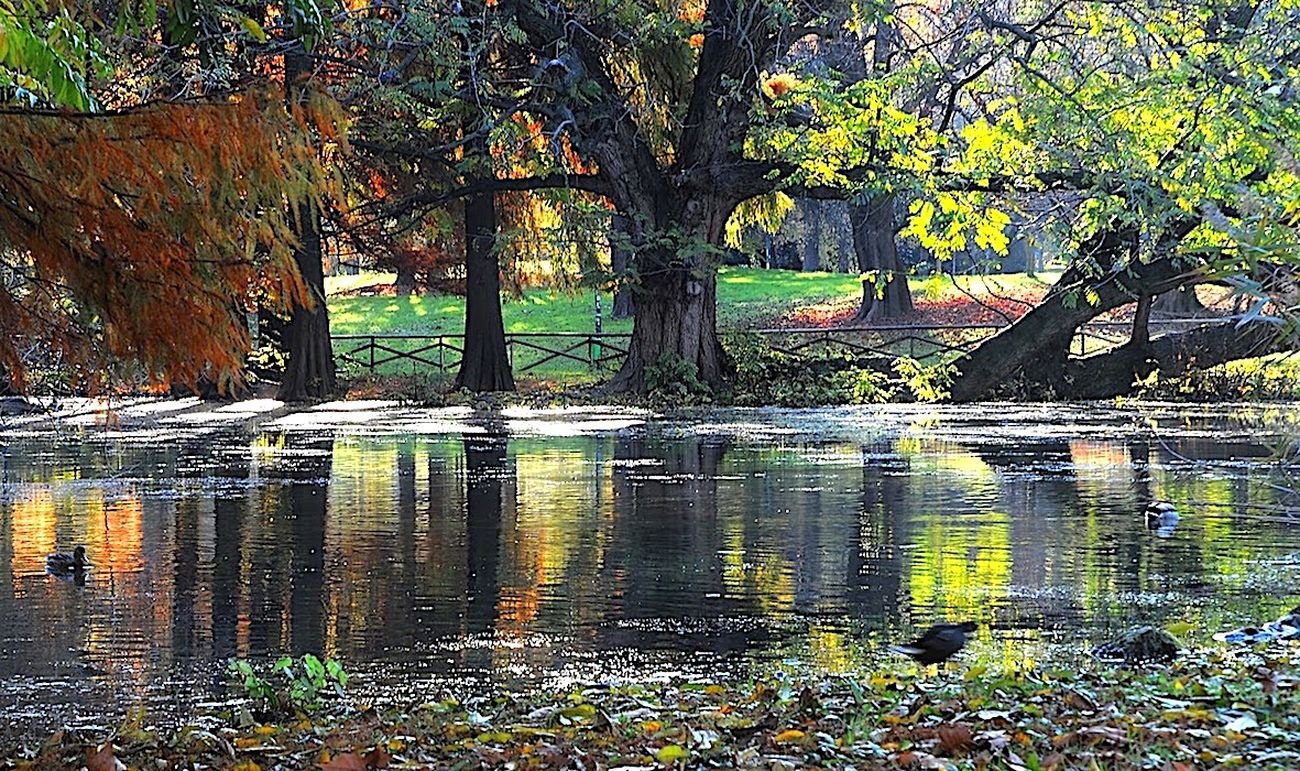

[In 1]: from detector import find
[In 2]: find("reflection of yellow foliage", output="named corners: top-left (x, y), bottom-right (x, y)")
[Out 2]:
top-left (908, 511), bottom-right (1011, 622)
top-left (718, 522), bottom-right (794, 614)
top-left (808, 625), bottom-right (852, 673)
top-left (10, 488), bottom-right (57, 578)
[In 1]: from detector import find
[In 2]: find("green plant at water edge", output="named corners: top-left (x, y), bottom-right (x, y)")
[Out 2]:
top-left (894, 357), bottom-right (957, 402)
top-left (229, 654), bottom-right (349, 715)
top-left (724, 333), bottom-right (894, 406)
top-left (645, 353), bottom-right (713, 405)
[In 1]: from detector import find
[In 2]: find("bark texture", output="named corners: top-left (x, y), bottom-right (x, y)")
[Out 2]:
top-left (1060, 318), bottom-right (1290, 399)
top-left (277, 48), bottom-right (336, 402)
top-left (455, 191), bottom-right (515, 391)
top-left (850, 194), bottom-right (913, 322)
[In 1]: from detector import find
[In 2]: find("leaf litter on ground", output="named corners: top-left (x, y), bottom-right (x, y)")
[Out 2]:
top-left (7, 643), bottom-right (1300, 769)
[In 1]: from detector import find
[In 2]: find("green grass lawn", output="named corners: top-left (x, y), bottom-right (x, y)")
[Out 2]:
top-left (327, 268), bottom-right (1058, 336)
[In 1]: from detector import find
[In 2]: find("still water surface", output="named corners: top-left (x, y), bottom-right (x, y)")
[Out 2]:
top-left (2, 402), bottom-right (1299, 737)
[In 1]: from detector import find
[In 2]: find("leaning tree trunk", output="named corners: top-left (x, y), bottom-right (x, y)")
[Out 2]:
top-left (1061, 318), bottom-right (1291, 399)
top-left (609, 213), bottom-right (635, 319)
top-left (277, 47), bottom-right (336, 402)
top-left (850, 194), bottom-right (913, 322)
top-left (455, 190), bottom-right (515, 391)
top-left (949, 223), bottom-right (1196, 402)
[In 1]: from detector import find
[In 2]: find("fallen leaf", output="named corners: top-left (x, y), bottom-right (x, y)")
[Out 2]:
top-left (937, 724), bottom-right (973, 754)
top-left (86, 745), bottom-right (124, 771)
top-left (655, 743), bottom-right (688, 764)
top-left (774, 728), bottom-right (806, 744)
top-left (321, 752), bottom-right (366, 771)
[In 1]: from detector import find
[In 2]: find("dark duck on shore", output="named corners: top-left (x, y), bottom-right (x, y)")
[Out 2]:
top-left (890, 621), bottom-right (978, 666)
top-left (46, 546), bottom-right (89, 575)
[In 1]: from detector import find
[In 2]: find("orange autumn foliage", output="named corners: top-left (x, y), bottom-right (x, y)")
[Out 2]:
top-left (0, 89), bottom-right (343, 392)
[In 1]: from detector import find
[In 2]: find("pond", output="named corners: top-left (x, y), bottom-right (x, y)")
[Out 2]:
top-left (2, 400), bottom-right (1299, 740)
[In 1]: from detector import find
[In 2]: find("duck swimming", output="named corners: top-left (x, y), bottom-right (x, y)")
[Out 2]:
top-left (890, 621), bottom-right (978, 666)
top-left (46, 546), bottom-right (89, 575)
top-left (1145, 501), bottom-right (1179, 523)
top-left (1145, 502), bottom-right (1179, 536)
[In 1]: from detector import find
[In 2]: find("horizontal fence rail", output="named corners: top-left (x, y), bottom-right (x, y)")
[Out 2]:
top-left (332, 318), bottom-right (1227, 375)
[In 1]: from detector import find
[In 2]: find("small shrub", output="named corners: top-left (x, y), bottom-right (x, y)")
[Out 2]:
top-left (229, 654), bottom-right (349, 716)
top-left (893, 357), bottom-right (957, 402)
top-left (645, 353), bottom-right (713, 406)
top-left (724, 334), bottom-right (894, 406)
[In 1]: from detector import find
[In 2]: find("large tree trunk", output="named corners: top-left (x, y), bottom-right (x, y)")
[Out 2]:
top-left (850, 194), bottom-right (913, 322)
top-left (277, 48), bottom-right (336, 402)
top-left (1060, 318), bottom-right (1291, 399)
top-left (455, 191), bottom-right (515, 391)
top-left (949, 223), bottom-right (1196, 402)
top-left (610, 213), bottom-right (635, 319)
top-left (604, 188), bottom-right (733, 393)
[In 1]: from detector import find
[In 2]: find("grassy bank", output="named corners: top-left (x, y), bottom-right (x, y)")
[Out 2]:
top-left (19, 644), bottom-right (1300, 769)
top-left (325, 269), bottom-right (1057, 337)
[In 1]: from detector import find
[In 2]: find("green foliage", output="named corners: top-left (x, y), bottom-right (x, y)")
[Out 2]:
top-left (0, 0), bottom-right (105, 109)
top-left (1134, 356), bottom-right (1300, 402)
top-left (645, 353), bottom-right (712, 405)
top-left (893, 357), bottom-right (957, 402)
top-left (228, 655), bottom-right (349, 716)
top-left (724, 334), bottom-right (894, 407)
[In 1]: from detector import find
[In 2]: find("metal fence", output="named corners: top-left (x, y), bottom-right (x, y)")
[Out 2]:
top-left (333, 318), bottom-right (1220, 375)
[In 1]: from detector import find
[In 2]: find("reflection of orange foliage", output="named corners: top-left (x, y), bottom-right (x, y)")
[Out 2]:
top-left (1070, 441), bottom-right (1130, 470)
top-left (84, 496), bottom-right (145, 574)
top-left (497, 585), bottom-right (541, 633)
top-left (10, 489), bottom-right (56, 579)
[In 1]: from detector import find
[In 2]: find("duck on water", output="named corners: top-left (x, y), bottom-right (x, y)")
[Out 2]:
top-left (46, 545), bottom-right (90, 576)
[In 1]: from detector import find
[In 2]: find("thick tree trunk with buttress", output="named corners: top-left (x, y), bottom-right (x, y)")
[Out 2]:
top-left (850, 194), bottom-right (913, 322)
top-left (455, 191), bottom-right (515, 391)
top-left (277, 47), bottom-right (336, 402)
top-left (606, 190), bottom-right (732, 393)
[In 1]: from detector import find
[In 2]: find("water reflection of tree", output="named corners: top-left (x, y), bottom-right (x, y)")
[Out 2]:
top-left (465, 436), bottom-right (508, 634)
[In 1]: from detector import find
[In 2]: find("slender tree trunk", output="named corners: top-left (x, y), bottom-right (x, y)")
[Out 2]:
top-left (277, 47), bottom-right (336, 402)
top-left (850, 194), bottom-right (913, 322)
top-left (800, 199), bottom-right (822, 272)
top-left (610, 213), bottom-right (635, 319)
top-left (1152, 285), bottom-right (1207, 315)
top-left (455, 191), bottom-right (515, 391)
